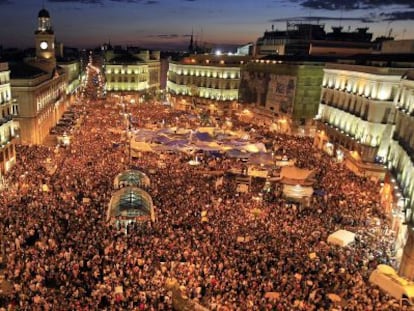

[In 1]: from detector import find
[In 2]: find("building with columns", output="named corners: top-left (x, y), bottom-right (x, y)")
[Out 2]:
top-left (0, 62), bottom-right (17, 177)
top-left (315, 63), bottom-right (408, 169)
top-left (313, 57), bottom-right (414, 279)
top-left (387, 71), bottom-right (414, 279)
top-left (11, 8), bottom-right (69, 145)
top-left (167, 54), bottom-right (250, 115)
top-left (104, 48), bottom-right (160, 97)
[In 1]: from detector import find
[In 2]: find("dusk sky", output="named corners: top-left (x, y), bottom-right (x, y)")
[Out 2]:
top-left (1, 0), bottom-right (414, 50)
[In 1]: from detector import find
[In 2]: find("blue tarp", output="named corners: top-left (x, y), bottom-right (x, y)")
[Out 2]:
top-left (194, 132), bottom-right (213, 142)
top-left (153, 135), bottom-right (171, 144)
top-left (226, 149), bottom-right (250, 159)
top-left (165, 139), bottom-right (188, 146)
top-left (207, 151), bottom-right (224, 158)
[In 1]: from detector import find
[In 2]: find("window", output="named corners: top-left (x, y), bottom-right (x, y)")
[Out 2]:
top-left (382, 108), bottom-right (391, 124)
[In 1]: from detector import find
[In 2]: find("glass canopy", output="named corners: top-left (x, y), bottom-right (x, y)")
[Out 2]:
top-left (113, 169), bottom-right (150, 189)
top-left (107, 186), bottom-right (154, 220)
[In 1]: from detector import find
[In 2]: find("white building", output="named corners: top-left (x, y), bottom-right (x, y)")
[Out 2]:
top-left (0, 62), bottom-right (17, 176)
top-left (167, 54), bottom-right (250, 115)
top-left (315, 63), bottom-right (406, 165)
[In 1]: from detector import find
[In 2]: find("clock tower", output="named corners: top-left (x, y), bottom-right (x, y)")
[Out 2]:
top-left (34, 8), bottom-right (56, 72)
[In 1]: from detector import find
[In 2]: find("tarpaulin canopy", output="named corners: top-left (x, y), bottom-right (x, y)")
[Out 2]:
top-left (131, 141), bottom-right (154, 152)
top-left (153, 134), bottom-right (172, 144)
top-left (194, 132), bottom-right (213, 142)
top-left (240, 143), bottom-right (267, 153)
top-left (280, 166), bottom-right (315, 184)
top-left (248, 152), bottom-right (274, 166)
top-left (226, 149), bottom-right (250, 158)
top-left (283, 184), bottom-right (313, 199)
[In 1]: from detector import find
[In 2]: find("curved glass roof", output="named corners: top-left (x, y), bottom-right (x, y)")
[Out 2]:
top-left (114, 170), bottom-right (150, 189)
top-left (108, 187), bottom-right (153, 218)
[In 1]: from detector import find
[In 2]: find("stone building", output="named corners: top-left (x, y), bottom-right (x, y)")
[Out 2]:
top-left (10, 8), bottom-right (70, 145)
top-left (167, 54), bottom-right (250, 115)
top-left (0, 62), bottom-right (17, 177)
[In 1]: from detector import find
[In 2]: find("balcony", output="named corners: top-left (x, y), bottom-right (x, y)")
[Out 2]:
top-left (0, 116), bottom-right (13, 126)
top-left (393, 134), bottom-right (414, 163)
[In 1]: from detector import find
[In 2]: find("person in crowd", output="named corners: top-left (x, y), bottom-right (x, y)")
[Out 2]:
top-left (0, 99), bottom-right (402, 310)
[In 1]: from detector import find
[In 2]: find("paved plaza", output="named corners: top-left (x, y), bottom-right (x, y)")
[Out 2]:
top-left (0, 98), bottom-right (406, 310)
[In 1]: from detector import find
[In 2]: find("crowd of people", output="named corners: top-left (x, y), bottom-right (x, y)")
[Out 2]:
top-left (0, 96), bottom-right (405, 310)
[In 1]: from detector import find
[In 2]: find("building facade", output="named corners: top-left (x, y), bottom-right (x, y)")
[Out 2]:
top-left (11, 8), bottom-right (69, 145)
top-left (387, 71), bottom-right (414, 279)
top-left (167, 54), bottom-right (250, 115)
top-left (255, 23), bottom-right (374, 57)
top-left (105, 49), bottom-right (160, 96)
top-left (0, 62), bottom-right (17, 177)
top-left (381, 40), bottom-right (414, 54)
top-left (315, 63), bottom-right (406, 165)
top-left (58, 59), bottom-right (82, 95)
top-left (239, 58), bottom-right (324, 132)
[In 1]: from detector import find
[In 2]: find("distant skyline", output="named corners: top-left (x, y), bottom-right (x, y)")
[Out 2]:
top-left (0, 0), bottom-right (414, 50)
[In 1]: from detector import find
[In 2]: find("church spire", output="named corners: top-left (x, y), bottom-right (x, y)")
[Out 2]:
top-left (188, 28), bottom-right (194, 53)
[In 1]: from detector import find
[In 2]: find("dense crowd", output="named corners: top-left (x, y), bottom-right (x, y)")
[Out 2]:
top-left (0, 97), bottom-right (405, 310)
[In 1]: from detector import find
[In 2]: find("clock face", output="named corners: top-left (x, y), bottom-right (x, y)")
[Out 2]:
top-left (40, 41), bottom-right (48, 50)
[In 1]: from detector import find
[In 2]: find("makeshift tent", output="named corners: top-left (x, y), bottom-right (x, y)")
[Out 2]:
top-left (283, 184), bottom-right (313, 199)
top-left (193, 141), bottom-right (222, 151)
top-left (165, 139), bottom-right (189, 146)
top-left (280, 166), bottom-right (314, 181)
top-left (197, 127), bottom-right (216, 135)
top-left (130, 141), bottom-right (154, 152)
top-left (153, 134), bottom-right (172, 144)
top-left (176, 128), bottom-right (190, 135)
top-left (240, 143), bottom-right (267, 153)
top-left (194, 132), bottom-right (213, 142)
top-left (280, 166), bottom-right (315, 185)
top-left (248, 152), bottom-right (274, 166)
top-left (226, 149), bottom-right (250, 159)
top-left (275, 159), bottom-right (295, 167)
top-left (248, 167), bottom-right (268, 178)
top-left (327, 229), bottom-right (356, 247)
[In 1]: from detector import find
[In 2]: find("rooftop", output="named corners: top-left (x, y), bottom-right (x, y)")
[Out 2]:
top-left (9, 62), bottom-right (47, 79)
top-left (108, 54), bottom-right (144, 65)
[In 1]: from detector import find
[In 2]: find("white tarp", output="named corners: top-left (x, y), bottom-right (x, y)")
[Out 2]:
top-left (283, 184), bottom-right (313, 199)
top-left (240, 143), bottom-right (267, 153)
top-left (327, 229), bottom-right (356, 247)
top-left (275, 159), bottom-right (295, 167)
